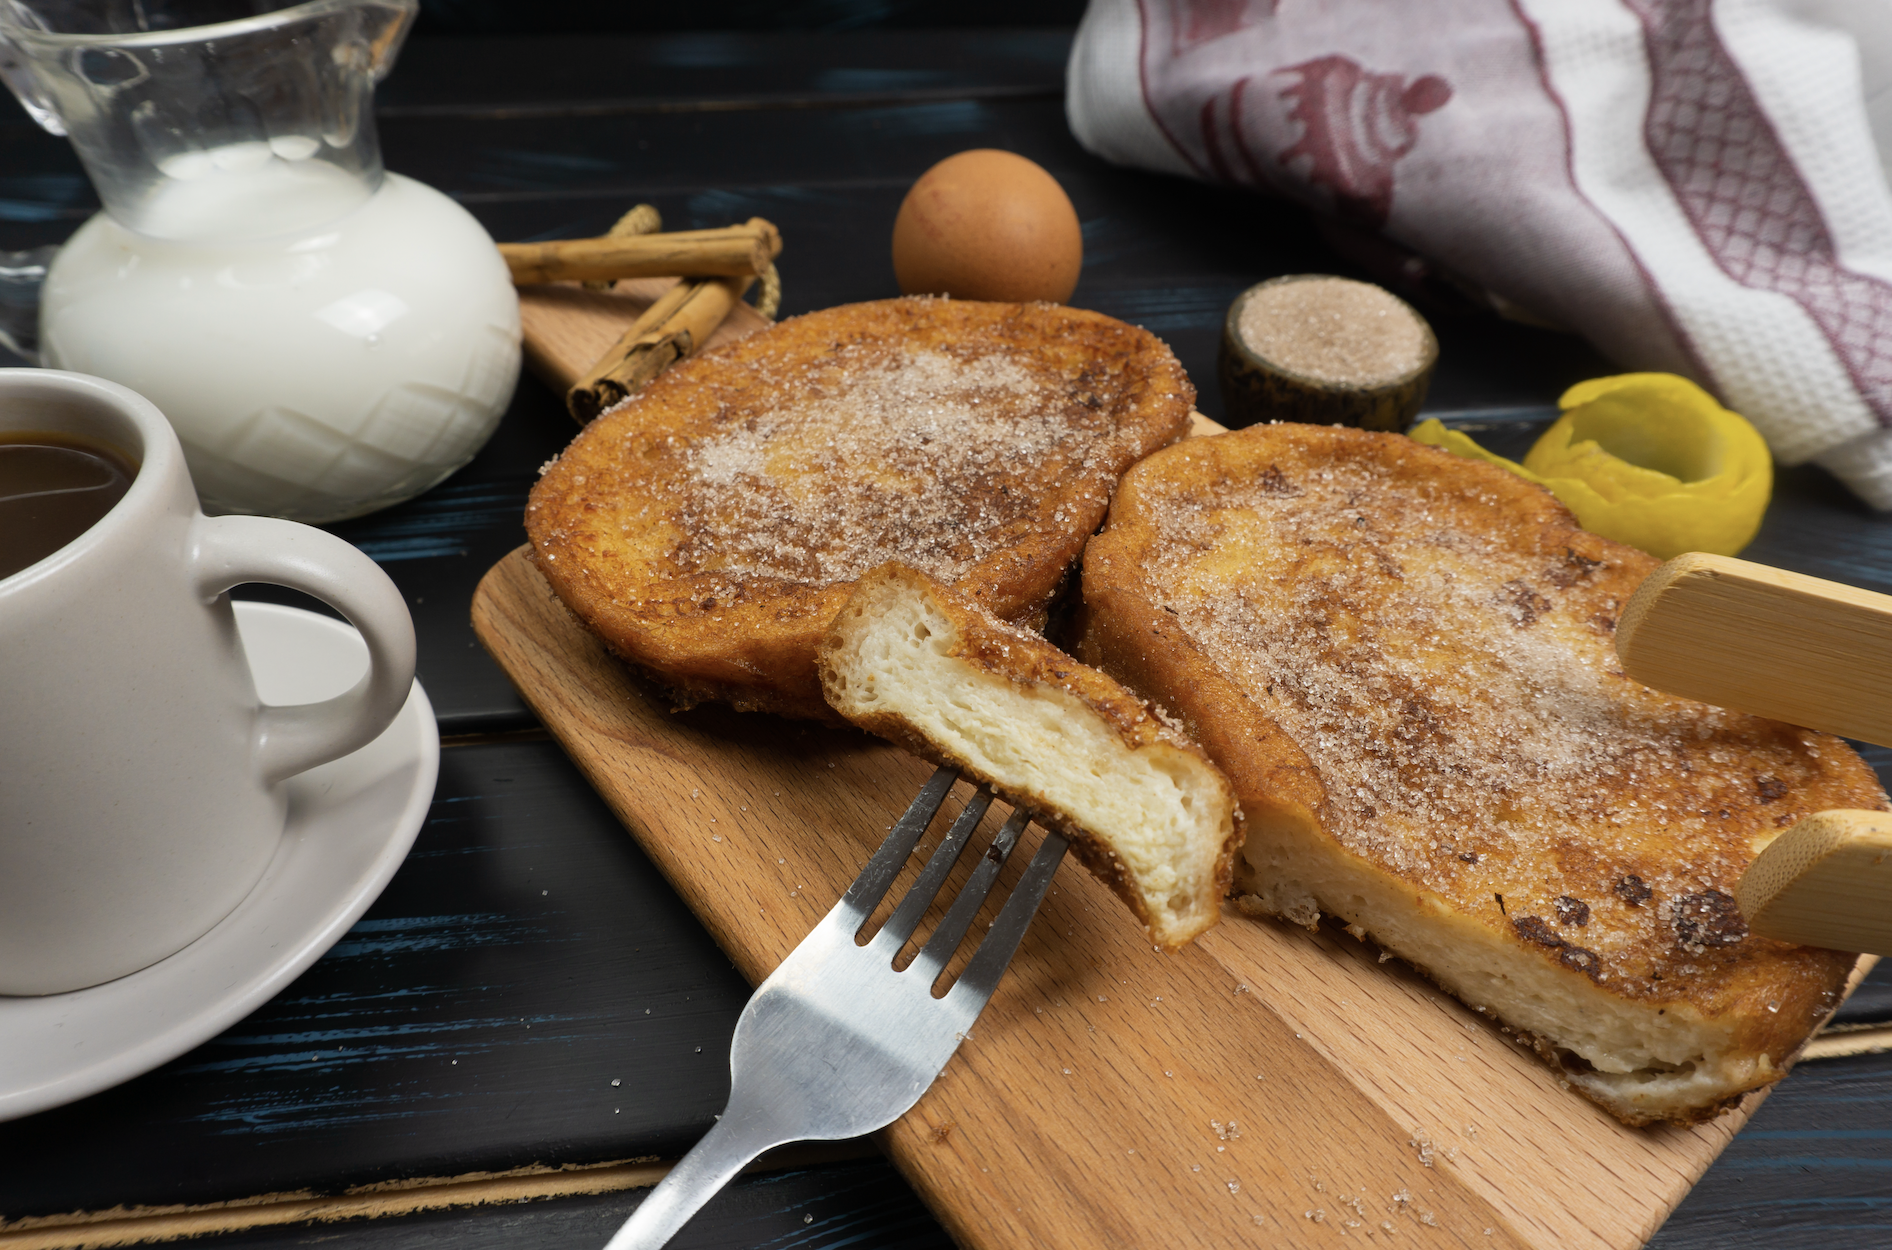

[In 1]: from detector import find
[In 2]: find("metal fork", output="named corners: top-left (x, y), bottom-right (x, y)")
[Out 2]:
top-left (603, 766), bottom-right (1067, 1249)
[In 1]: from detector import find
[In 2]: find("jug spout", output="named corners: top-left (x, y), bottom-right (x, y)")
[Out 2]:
top-left (0, 0), bottom-right (416, 242)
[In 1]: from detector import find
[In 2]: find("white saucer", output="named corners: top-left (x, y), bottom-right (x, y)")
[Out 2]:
top-left (0, 601), bottom-right (440, 1122)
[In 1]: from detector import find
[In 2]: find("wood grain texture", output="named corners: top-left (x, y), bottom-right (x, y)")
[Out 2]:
top-left (100, 1156), bottom-right (954, 1250)
top-left (1618, 552), bottom-right (1892, 747)
top-left (0, 1144), bottom-right (882, 1250)
top-left (472, 545), bottom-right (1775, 1250)
top-left (517, 277), bottom-right (772, 399)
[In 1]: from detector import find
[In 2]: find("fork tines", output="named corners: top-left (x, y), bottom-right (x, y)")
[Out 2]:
top-left (845, 767), bottom-right (1067, 1008)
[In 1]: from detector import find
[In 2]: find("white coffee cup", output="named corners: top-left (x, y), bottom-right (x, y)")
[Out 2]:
top-left (0, 369), bottom-right (417, 995)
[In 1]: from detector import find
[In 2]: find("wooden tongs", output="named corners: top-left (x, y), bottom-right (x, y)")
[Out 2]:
top-left (1618, 554), bottom-right (1892, 954)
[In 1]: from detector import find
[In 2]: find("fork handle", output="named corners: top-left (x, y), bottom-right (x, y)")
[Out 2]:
top-left (603, 1103), bottom-right (790, 1250)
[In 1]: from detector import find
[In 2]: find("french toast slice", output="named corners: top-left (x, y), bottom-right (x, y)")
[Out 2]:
top-left (817, 564), bottom-right (1241, 947)
top-left (1074, 422), bottom-right (1887, 1125)
top-left (526, 297), bottom-right (1193, 721)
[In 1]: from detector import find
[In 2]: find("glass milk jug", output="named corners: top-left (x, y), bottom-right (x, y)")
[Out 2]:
top-left (0, 0), bottom-right (520, 522)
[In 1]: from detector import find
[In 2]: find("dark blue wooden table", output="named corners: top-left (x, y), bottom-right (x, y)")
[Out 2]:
top-left (3, 23), bottom-right (1890, 1249)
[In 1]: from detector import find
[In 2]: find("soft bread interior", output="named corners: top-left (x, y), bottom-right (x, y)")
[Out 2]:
top-left (1072, 423), bottom-right (1876, 1125)
top-left (824, 577), bottom-right (1233, 945)
top-left (1236, 819), bottom-right (1762, 1125)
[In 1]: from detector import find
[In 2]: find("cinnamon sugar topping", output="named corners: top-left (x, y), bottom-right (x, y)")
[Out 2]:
top-left (649, 344), bottom-right (1135, 589)
top-left (1135, 442), bottom-right (1861, 992)
top-left (1237, 279), bottom-right (1430, 387)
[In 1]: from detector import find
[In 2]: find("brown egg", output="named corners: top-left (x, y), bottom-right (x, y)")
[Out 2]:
top-left (891, 149), bottom-right (1083, 303)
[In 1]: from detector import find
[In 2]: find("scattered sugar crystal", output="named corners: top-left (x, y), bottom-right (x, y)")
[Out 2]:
top-left (646, 343), bottom-right (1151, 595)
top-left (1133, 444), bottom-right (1835, 1002)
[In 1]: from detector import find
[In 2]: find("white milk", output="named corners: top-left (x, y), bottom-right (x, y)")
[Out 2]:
top-left (40, 170), bottom-right (521, 522)
top-left (137, 146), bottom-right (377, 242)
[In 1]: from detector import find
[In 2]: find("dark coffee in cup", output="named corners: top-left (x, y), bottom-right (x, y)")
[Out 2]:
top-left (2, 369), bottom-right (417, 995)
top-left (0, 432), bottom-right (137, 581)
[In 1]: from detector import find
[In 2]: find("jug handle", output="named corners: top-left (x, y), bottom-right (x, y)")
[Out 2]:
top-left (0, 245), bottom-right (52, 364)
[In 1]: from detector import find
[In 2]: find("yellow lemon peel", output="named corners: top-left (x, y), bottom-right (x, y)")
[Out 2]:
top-left (1409, 373), bottom-right (1771, 559)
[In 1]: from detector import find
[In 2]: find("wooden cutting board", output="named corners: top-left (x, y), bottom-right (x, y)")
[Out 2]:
top-left (473, 544), bottom-right (1777, 1250)
top-left (515, 276), bottom-right (773, 403)
top-left (488, 290), bottom-right (1798, 1248)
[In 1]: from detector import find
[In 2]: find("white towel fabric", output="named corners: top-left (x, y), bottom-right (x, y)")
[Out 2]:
top-left (1068, 0), bottom-right (1892, 508)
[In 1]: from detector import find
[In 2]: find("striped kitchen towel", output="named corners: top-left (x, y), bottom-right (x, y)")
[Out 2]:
top-left (1068, 0), bottom-right (1892, 507)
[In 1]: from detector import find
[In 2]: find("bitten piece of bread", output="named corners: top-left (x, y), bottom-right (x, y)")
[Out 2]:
top-left (817, 564), bottom-right (1242, 947)
top-left (526, 297), bottom-right (1193, 721)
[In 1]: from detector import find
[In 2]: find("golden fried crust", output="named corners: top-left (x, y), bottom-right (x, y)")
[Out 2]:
top-left (1076, 423), bottom-right (1885, 1124)
top-left (817, 564), bottom-right (1241, 946)
top-left (526, 298), bottom-right (1195, 720)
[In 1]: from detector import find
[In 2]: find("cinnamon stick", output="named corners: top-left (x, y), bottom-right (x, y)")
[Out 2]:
top-left (582, 204), bottom-right (662, 291)
top-left (501, 220), bottom-right (782, 285)
top-left (567, 274), bottom-right (755, 423)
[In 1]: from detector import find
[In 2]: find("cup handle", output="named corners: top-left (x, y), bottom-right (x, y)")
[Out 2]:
top-left (189, 514), bottom-right (417, 785)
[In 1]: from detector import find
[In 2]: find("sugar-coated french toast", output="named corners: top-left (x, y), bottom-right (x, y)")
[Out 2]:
top-left (1073, 422), bottom-right (1887, 1125)
top-left (817, 564), bottom-right (1241, 947)
top-left (526, 298), bottom-right (1193, 721)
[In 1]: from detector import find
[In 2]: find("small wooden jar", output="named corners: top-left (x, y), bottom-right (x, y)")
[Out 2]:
top-left (1218, 274), bottom-right (1437, 432)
